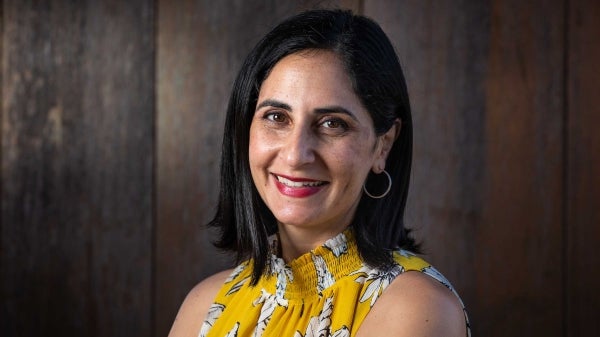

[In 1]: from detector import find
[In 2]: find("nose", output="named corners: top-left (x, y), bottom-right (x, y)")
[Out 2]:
top-left (280, 125), bottom-right (316, 167)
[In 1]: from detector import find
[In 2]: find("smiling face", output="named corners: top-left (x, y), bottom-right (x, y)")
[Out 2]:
top-left (249, 50), bottom-right (396, 237)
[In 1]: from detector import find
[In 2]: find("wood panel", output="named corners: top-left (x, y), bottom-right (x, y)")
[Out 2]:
top-left (481, 1), bottom-right (565, 334)
top-left (365, 0), bottom-right (565, 335)
top-left (364, 0), bottom-right (488, 290)
top-left (2, 1), bottom-right (599, 336)
top-left (1, 1), bottom-right (154, 336)
top-left (155, 1), bottom-right (359, 335)
top-left (567, 0), bottom-right (600, 335)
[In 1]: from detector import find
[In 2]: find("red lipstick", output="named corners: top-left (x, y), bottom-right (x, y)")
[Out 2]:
top-left (272, 174), bottom-right (327, 198)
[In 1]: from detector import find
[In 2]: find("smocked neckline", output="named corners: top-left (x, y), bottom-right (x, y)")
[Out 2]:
top-left (265, 228), bottom-right (363, 301)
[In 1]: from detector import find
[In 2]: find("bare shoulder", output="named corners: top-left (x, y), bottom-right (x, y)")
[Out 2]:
top-left (357, 270), bottom-right (466, 337)
top-left (167, 269), bottom-right (232, 337)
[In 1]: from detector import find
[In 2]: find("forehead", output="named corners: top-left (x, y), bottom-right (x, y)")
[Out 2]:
top-left (265, 50), bottom-right (348, 81)
top-left (258, 50), bottom-right (359, 107)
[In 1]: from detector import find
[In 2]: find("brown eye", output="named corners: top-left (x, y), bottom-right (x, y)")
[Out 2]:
top-left (321, 118), bottom-right (348, 130)
top-left (265, 112), bottom-right (288, 123)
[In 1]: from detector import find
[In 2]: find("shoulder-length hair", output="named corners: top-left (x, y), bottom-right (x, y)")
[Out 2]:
top-left (210, 9), bottom-right (417, 283)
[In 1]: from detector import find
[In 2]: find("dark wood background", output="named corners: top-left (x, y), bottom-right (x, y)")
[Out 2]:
top-left (1, 1), bottom-right (598, 336)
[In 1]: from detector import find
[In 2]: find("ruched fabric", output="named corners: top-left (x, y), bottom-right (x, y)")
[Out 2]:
top-left (199, 229), bottom-right (471, 337)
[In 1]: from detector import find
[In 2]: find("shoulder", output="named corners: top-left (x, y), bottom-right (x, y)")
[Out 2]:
top-left (357, 270), bottom-right (467, 337)
top-left (168, 269), bottom-right (233, 337)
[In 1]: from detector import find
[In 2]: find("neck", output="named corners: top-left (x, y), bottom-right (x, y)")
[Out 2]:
top-left (276, 224), bottom-right (349, 263)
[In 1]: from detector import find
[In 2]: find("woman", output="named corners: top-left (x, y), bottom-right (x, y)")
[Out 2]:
top-left (170, 9), bottom-right (470, 337)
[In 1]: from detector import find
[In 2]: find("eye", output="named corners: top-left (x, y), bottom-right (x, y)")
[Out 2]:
top-left (264, 111), bottom-right (288, 123)
top-left (321, 118), bottom-right (348, 130)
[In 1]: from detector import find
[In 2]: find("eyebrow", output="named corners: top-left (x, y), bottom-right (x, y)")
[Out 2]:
top-left (314, 106), bottom-right (358, 121)
top-left (256, 99), bottom-right (291, 111)
top-left (256, 99), bottom-right (358, 121)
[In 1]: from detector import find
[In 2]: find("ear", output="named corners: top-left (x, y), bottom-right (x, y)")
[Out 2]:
top-left (372, 118), bottom-right (401, 174)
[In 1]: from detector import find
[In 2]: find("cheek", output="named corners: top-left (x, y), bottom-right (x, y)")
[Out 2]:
top-left (331, 142), bottom-right (374, 180)
top-left (352, 137), bottom-right (379, 176)
top-left (248, 128), bottom-right (258, 164)
top-left (248, 125), bottom-right (276, 169)
top-left (248, 125), bottom-right (262, 175)
top-left (249, 123), bottom-right (264, 156)
top-left (248, 139), bottom-right (267, 190)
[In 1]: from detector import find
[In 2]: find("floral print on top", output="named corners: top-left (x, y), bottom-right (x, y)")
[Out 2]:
top-left (199, 229), bottom-right (471, 337)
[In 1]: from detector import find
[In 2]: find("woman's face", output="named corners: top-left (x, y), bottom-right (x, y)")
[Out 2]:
top-left (249, 50), bottom-right (396, 234)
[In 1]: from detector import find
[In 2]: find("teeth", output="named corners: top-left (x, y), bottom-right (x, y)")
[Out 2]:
top-left (276, 175), bottom-right (324, 187)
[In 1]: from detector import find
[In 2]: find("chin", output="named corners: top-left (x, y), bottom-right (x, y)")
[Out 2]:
top-left (274, 215), bottom-right (314, 228)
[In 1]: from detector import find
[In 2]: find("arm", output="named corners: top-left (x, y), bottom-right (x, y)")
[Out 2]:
top-left (356, 271), bottom-right (467, 337)
top-left (168, 269), bottom-right (232, 337)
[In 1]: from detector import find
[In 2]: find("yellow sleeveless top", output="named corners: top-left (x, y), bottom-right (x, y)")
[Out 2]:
top-left (199, 230), bottom-right (471, 337)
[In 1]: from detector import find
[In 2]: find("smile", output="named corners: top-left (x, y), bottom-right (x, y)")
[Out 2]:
top-left (275, 175), bottom-right (327, 187)
top-left (272, 174), bottom-right (328, 198)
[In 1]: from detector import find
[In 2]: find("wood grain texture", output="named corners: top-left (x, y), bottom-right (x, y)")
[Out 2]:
top-left (567, 0), bottom-right (600, 335)
top-left (364, 0), bottom-right (488, 288)
top-left (2, 1), bottom-right (599, 336)
top-left (1, 1), bottom-right (154, 336)
top-left (365, 0), bottom-right (565, 335)
top-left (155, 1), bottom-right (359, 335)
top-left (481, 1), bottom-right (565, 335)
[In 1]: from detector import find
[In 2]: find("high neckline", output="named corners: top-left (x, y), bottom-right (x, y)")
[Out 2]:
top-left (266, 228), bottom-right (363, 301)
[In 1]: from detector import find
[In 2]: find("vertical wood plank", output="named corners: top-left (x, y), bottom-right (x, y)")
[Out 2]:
top-left (567, 0), bottom-right (600, 335)
top-left (1, 1), bottom-right (154, 336)
top-left (156, 1), bottom-right (359, 335)
top-left (481, 2), bottom-right (565, 335)
top-left (364, 0), bottom-right (488, 287)
top-left (365, 0), bottom-right (564, 335)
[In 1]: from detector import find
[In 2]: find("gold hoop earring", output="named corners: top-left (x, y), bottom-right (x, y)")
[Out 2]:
top-left (363, 170), bottom-right (392, 199)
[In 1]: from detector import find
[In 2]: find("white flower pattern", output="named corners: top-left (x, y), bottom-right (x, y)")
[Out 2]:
top-left (294, 296), bottom-right (349, 337)
top-left (226, 276), bottom-right (251, 296)
top-left (323, 233), bottom-right (348, 257)
top-left (421, 265), bottom-right (452, 289)
top-left (252, 289), bottom-right (288, 337)
top-left (198, 303), bottom-right (225, 337)
top-left (270, 252), bottom-right (294, 299)
top-left (351, 264), bottom-right (403, 307)
top-left (198, 230), bottom-right (470, 337)
top-left (226, 262), bottom-right (248, 283)
top-left (312, 254), bottom-right (335, 294)
top-left (225, 322), bottom-right (239, 337)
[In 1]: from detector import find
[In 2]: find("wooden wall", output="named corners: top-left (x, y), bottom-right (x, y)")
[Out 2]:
top-left (1, 1), bottom-right (155, 336)
top-left (1, 1), bottom-right (598, 336)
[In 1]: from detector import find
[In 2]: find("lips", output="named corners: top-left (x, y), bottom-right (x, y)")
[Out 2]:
top-left (272, 174), bottom-right (328, 197)
top-left (275, 175), bottom-right (326, 187)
